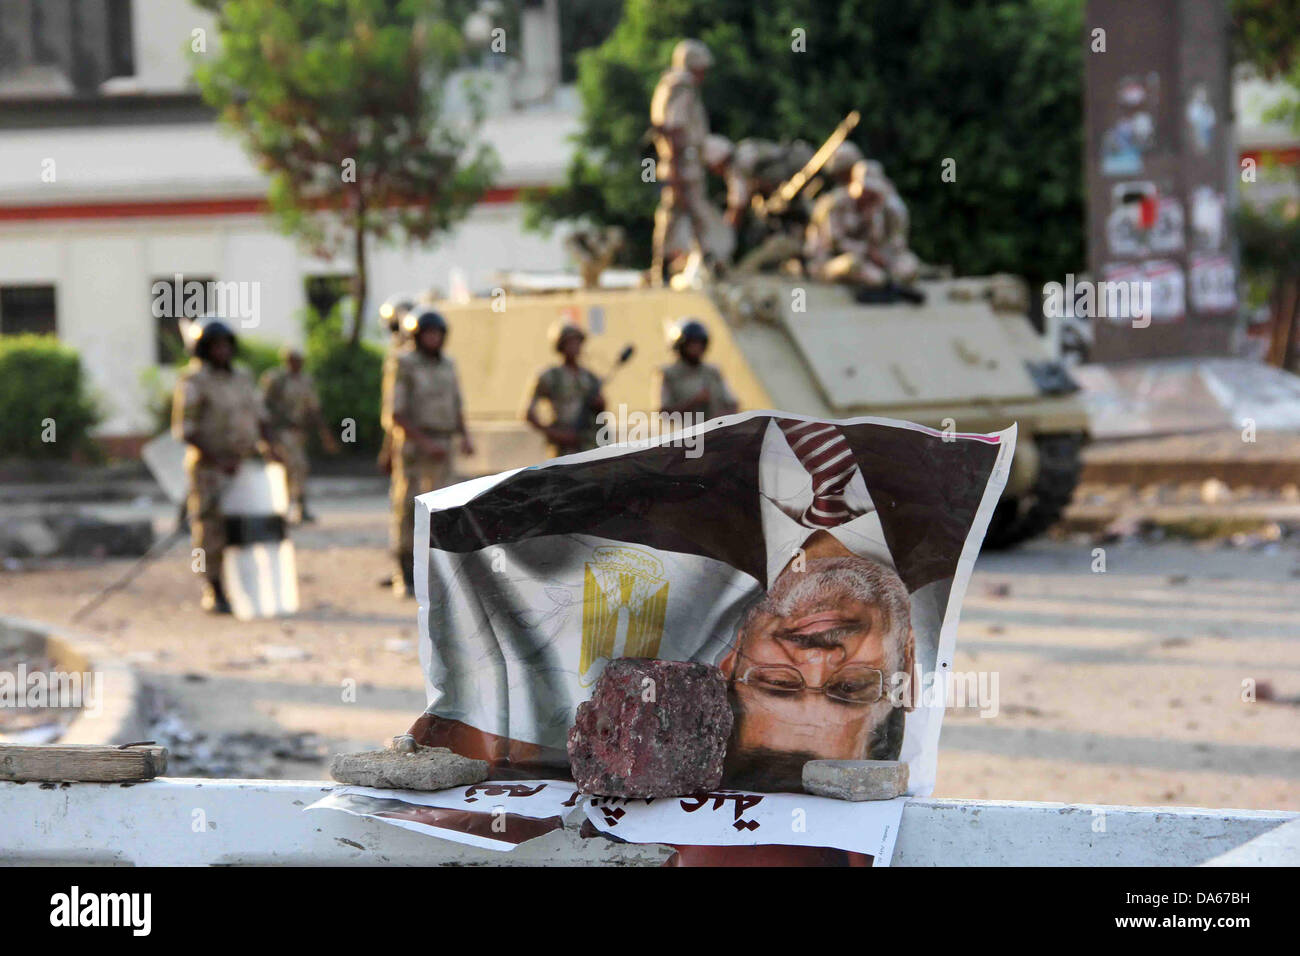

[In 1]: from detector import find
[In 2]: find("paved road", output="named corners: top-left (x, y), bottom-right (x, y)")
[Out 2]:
top-left (2, 495), bottom-right (1296, 810)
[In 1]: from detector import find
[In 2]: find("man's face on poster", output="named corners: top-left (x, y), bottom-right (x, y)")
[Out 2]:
top-left (720, 555), bottom-right (913, 789)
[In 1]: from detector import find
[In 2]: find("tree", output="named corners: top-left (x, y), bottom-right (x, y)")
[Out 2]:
top-left (525, 0), bottom-right (1085, 287)
top-left (1231, 0), bottom-right (1300, 368)
top-left (194, 0), bottom-right (498, 345)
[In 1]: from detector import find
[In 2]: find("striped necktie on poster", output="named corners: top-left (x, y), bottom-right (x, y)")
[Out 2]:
top-left (777, 418), bottom-right (865, 529)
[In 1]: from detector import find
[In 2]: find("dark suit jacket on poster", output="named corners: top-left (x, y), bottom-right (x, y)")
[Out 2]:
top-left (425, 413), bottom-right (1003, 594)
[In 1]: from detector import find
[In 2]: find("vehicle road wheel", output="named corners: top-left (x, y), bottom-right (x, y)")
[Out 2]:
top-left (982, 432), bottom-right (1086, 549)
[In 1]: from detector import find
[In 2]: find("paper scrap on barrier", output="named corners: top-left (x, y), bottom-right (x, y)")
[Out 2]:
top-left (305, 780), bottom-right (580, 852)
top-left (584, 790), bottom-right (907, 865)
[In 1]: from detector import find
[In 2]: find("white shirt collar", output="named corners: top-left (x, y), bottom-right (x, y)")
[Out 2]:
top-left (757, 419), bottom-right (893, 586)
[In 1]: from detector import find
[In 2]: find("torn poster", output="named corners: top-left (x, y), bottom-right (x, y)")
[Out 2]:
top-left (404, 411), bottom-right (1014, 863)
top-left (306, 780), bottom-right (579, 852)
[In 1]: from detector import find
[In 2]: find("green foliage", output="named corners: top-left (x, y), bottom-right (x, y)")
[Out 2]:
top-left (0, 335), bottom-right (101, 460)
top-left (1237, 199), bottom-right (1300, 307)
top-left (1232, 0), bottom-right (1300, 78)
top-left (304, 304), bottom-right (385, 456)
top-left (193, 0), bottom-right (499, 342)
top-left (526, 0), bottom-right (1086, 285)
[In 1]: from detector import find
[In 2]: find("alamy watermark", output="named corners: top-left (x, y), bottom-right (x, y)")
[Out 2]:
top-left (595, 405), bottom-right (707, 458)
top-left (0, 665), bottom-right (102, 718)
top-left (151, 274), bottom-right (261, 329)
top-left (1043, 273), bottom-right (1151, 328)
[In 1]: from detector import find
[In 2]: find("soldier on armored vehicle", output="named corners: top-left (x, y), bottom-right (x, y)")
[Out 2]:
top-left (804, 159), bottom-right (920, 289)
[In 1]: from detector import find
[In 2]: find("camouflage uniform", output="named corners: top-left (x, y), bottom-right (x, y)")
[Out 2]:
top-left (656, 359), bottom-right (737, 422)
top-left (172, 360), bottom-right (267, 589)
top-left (528, 364), bottom-right (602, 456)
top-left (805, 162), bottom-right (919, 286)
top-left (260, 367), bottom-right (322, 508)
top-left (726, 138), bottom-right (816, 273)
top-left (650, 42), bottom-right (713, 280)
top-left (390, 349), bottom-right (464, 582)
top-left (378, 333), bottom-right (412, 472)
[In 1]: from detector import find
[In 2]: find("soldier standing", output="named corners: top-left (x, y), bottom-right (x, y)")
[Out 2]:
top-left (650, 38), bottom-right (714, 284)
top-left (389, 309), bottom-right (473, 597)
top-left (656, 319), bottom-right (738, 423)
top-left (260, 347), bottom-right (338, 523)
top-left (172, 320), bottom-right (277, 614)
top-left (377, 295), bottom-right (416, 476)
top-left (523, 322), bottom-right (605, 457)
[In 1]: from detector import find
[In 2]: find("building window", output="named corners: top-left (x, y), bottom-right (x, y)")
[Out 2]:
top-left (152, 275), bottom-right (215, 364)
top-left (106, 0), bottom-right (135, 79)
top-left (0, 285), bottom-right (57, 336)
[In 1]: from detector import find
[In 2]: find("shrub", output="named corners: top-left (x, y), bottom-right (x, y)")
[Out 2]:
top-left (305, 305), bottom-right (385, 456)
top-left (0, 335), bottom-right (101, 460)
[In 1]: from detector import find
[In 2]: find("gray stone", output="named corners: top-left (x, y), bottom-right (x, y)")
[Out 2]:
top-left (802, 759), bottom-right (909, 801)
top-left (330, 745), bottom-right (488, 791)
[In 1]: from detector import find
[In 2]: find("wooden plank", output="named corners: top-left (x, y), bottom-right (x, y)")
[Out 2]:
top-left (0, 744), bottom-right (166, 783)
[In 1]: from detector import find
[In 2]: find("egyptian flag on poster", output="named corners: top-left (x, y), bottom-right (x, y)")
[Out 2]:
top-left (405, 411), bottom-right (1013, 803)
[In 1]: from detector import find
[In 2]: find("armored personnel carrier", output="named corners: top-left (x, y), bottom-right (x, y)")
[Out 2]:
top-left (436, 272), bottom-right (1090, 548)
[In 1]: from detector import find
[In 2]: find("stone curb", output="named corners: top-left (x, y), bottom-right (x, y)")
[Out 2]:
top-left (0, 614), bottom-right (147, 747)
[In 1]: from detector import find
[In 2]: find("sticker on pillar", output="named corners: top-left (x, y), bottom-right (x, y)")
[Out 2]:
top-left (1189, 187), bottom-right (1226, 251)
top-left (1102, 261), bottom-right (1185, 324)
top-left (1190, 255), bottom-right (1237, 314)
top-left (1185, 83), bottom-right (1217, 155)
top-left (1101, 74), bottom-right (1160, 176)
top-left (1106, 182), bottom-right (1183, 257)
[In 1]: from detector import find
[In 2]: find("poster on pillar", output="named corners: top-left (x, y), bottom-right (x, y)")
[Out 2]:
top-left (404, 412), bottom-right (1013, 864)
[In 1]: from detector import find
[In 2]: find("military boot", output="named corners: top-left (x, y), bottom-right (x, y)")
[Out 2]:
top-left (393, 565), bottom-right (415, 599)
top-left (201, 582), bottom-right (233, 615)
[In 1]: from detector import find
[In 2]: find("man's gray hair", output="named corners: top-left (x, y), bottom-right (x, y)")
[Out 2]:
top-left (738, 555), bottom-right (912, 670)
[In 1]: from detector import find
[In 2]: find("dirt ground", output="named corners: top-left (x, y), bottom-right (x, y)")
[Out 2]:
top-left (1, 495), bottom-right (1297, 811)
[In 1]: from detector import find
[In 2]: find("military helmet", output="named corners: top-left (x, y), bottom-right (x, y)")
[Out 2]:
top-left (405, 308), bottom-right (448, 338)
top-left (826, 140), bottom-right (865, 180)
top-left (549, 319), bottom-right (586, 352)
top-left (192, 319), bottom-right (237, 360)
top-left (670, 318), bottom-right (710, 352)
top-left (703, 134), bottom-right (734, 170)
top-left (672, 39), bottom-right (713, 72)
top-left (378, 295), bottom-right (416, 333)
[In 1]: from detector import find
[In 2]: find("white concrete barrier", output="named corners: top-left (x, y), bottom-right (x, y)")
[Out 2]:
top-left (0, 779), bottom-right (1293, 866)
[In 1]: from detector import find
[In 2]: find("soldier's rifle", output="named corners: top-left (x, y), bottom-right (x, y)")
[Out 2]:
top-left (755, 110), bottom-right (861, 219)
top-left (557, 344), bottom-right (636, 455)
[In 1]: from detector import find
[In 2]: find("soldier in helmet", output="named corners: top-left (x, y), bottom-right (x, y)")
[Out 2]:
top-left (655, 318), bottom-right (738, 423)
top-left (524, 321), bottom-right (605, 457)
top-left (804, 159), bottom-right (919, 287)
top-left (650, 38), bottom-right (715, 284)
top-left (822, 140), bottom-right (864, 189)
top-left (376, 295), bottom-right (416, 476)
top-left (389, 309), bottom-right (473, 597)
top-left (172, 320), bottom-right (278, 614)
top-left (260, 347), bottom-right (338, 523)
top-left (726, 137), bottom-right (816, 273)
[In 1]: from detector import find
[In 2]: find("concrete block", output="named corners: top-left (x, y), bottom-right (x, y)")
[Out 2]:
top-left (802, 759), bottom-right (908, 801)
top-left (329, 746), bottom-right (488, 791)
